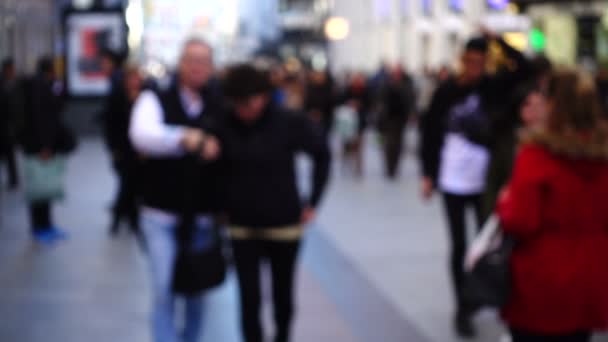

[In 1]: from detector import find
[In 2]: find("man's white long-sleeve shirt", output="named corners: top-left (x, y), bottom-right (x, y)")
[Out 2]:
top-left (129, 88), bottom-right (208, 225)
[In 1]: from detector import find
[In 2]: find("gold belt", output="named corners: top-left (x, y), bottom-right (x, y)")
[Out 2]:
top-left (229, 225), bottom-right (304, 241)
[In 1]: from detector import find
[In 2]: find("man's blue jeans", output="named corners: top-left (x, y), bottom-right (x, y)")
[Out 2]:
top-left (141, 211), bottom-right (206, 342)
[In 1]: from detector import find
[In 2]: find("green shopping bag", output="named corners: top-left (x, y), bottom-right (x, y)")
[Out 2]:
top-left (23, 156), bottom-right (67, 202)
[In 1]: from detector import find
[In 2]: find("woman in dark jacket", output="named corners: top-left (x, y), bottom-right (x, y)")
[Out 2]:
top-left (21, 57), bottom-right (75, 243)
top-left (498, 70), bottom-right (608, 342)
top-left (217, 65), bottom-right (331, 342)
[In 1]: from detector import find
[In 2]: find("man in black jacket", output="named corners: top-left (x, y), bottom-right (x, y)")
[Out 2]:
top-left (218, 64), bottom-right (331, 342)
top-left (379, 66), bottom-right (416, 179)
top-left (419, 30), bottom-right (530, 338)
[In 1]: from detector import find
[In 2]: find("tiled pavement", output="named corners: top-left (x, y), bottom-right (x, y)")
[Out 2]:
top-left (1, 134), bottom-right (607, 342)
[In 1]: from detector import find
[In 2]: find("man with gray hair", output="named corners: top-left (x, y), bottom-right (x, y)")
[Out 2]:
top-left (130, 38), bottom-right (224, 342)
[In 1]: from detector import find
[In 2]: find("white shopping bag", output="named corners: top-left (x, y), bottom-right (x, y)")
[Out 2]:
top-left (464, 214), bottom-right (501, 272)
top-left (334, 105), bottom-right (359, 141)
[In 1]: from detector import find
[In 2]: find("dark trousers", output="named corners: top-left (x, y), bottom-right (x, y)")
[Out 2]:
top-left (232, 239), bottom-right (301, 342)
top-left (382, 118), bottom-right (406, 179)
top-left (111, 158), bottom-right (140, 234)
top-left (1, 140), bottom-right (18, 187)
top-left (29, 201), bottom-right (52, 233)
top-left (442, 192), bottom-right (483, 314)
top-left (510, 329), bottom-right (591, 342)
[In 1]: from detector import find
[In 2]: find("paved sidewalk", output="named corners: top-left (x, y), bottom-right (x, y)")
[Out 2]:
top-left (0, 139), bottom-right (357, 342)
top-left (1, 135), bottom-right (607, 342)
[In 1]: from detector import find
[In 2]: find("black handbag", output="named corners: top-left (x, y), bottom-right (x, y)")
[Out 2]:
top-left (464, 236), bottom-right (514, 308)
top-left (172, 221), bottom-right (227, 296)
top-left (463, 215), bottom-right (514, 308)
top-left (172, 146), bottom-right (227, 296)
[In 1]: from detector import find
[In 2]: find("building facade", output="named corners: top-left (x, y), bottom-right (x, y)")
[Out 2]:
top-left (0, 0), bottom-right (57, 73)
top-left (516, 0), bottom-right (608, 68)
top-left (329, 0), bottom-right (531, 74)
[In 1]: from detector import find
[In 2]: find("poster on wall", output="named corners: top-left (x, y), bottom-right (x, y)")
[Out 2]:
top-left (65, 11), bottom-right (127, 97)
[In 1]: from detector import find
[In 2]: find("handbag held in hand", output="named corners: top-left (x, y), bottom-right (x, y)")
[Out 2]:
top-left (463, 214), bottom-right (514, 308)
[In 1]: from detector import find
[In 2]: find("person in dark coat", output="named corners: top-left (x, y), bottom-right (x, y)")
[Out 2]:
top-left (0, 58), bottom-right (23, 190)
top-left (103, 64), bottom-right (143, 237)
top-left (21, 57), bottom-right (75, 243)
top-left (305, 69), bottom-right (335, 137)
top-left (498, 69), bottom-right (608, 342)
top-left (379, 66), bottom-right (416, 179)
top-left (482, 83), bottom-right (547, 218)
top-left (419, 30), bottom-right (530, 338)
top-left (217, 64), bottom-right (331, 342)
top-left (339, 72), bottom-right (372, 177)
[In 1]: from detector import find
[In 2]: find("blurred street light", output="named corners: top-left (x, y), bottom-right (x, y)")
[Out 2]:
top-left (126, 0), bottom-right (144, 53)
top-left (325, 16), bottom-right (349, 41)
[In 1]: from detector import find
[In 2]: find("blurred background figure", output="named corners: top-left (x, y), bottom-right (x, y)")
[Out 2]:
top-left (282, 72), bottom-right (306, 112)
top-left (498, 69), bottom-right (608, 342)
top-left (20, 57), bottom-right (76, 244)
top-left (0, 58), bottom-right (23, 191)
top-left (102, 64), bottom-right (144, 238)
top-left (529, 55), bottom-right (553, 94)
top-left (305, 68), bottom-right (336, 137)
top-left (269, 64), bottom-right (287, 107)
top-left (100, 48), bottom-right (125, 92)
top-left (483, 83), bottom-right (548, 217)
top-left (337, 72), bottom-right (371, 177)
top-left (378, 65), bottom-right (416, 180)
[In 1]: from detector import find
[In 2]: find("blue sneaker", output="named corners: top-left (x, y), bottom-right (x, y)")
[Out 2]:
top-left (48, 227), bottom-right (69, 241)
top-left (33, 230), bottom-right (56, 244)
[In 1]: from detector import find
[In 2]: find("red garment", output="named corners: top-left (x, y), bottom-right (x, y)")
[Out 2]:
top-left (498, 144), bottom-right (608, 335)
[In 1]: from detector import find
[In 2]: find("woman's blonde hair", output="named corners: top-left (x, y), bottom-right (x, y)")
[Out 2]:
top-left (548, 69), bottom-right (605, 132)
top-left (530, 68), bottom-right (608, 159)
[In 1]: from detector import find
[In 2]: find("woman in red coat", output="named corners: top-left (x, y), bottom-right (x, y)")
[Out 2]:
top-left (498, 70), bottom-right (608, 342)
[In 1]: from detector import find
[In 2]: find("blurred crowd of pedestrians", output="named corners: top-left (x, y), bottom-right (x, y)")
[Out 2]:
top-left (2, 24), bottom-right (608, 342)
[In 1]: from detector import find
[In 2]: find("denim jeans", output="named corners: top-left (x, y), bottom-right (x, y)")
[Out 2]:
top-left (141, 210), bottom-right (206, 342)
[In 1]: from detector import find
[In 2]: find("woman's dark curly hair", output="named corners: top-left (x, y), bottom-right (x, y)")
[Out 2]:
top-left (222, 64), bottom-right (273, 101)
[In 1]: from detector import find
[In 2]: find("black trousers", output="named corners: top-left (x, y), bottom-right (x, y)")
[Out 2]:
top-left (0, 140), bottom-right (18, 187)
top-left (29, 201), bottom-right (52, 233)
top-left (510, 329), bottom-right (591, 342)
top-left (232, 239), bottom-right (301, 342)
top-left (382, 118), bottom-right (406, 179)
top-left (442, 192), bottom-right (483, 314)
top-left (111, 158), bottom-right (140, 233)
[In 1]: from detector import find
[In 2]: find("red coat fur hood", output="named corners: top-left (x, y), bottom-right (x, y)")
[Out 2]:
top-left (497, 131), bottom-right (608, 334)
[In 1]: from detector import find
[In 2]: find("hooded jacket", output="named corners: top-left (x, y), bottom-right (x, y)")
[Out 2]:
top-left (498, 130), bottom-right (608, 334)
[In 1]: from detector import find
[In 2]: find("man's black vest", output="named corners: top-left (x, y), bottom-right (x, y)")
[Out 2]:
top-left (139, 84), bottom-right (222, 215)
